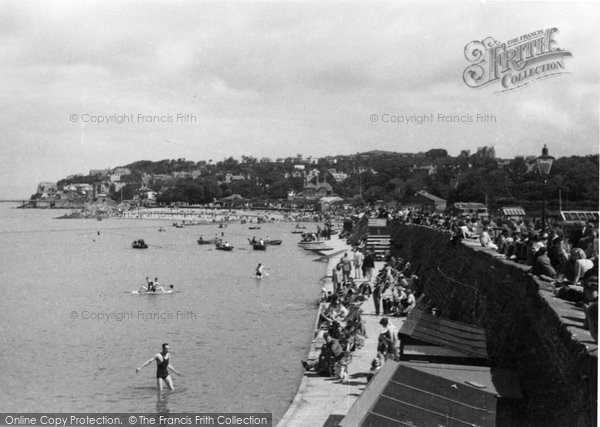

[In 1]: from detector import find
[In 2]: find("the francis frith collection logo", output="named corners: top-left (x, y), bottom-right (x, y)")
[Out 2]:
top-left (463, 28), bottom-right (572, 91)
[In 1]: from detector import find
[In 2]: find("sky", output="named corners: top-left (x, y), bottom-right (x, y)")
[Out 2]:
top-left (0, 0), bottom-right (598, 198)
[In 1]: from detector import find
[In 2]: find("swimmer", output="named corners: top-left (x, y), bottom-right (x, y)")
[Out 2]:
top-left (154, 285), bottom-right (175, 294)
top-left (136, 343), bottom-right (182, 390)
top-left (255, 263), bottom-right (270, 278)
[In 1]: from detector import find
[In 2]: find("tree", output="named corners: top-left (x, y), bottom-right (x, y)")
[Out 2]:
top-left (426, 149), bottom-right (448, 159)
top-left (201, 178), bottom-right (222, 202)
top-left (471, 146), bottom-right (497, 168)
top-left (507, 156), bottom-right (529, 185)
top-left (113, 183), bottom-right (137, 202)
top-left (363, 185), bottom-right (386, 203)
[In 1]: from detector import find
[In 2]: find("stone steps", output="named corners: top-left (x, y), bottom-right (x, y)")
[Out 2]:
top-left (366, 235), bottom-right (390, 256)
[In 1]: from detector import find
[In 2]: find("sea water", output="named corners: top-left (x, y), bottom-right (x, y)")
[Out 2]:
top-left (0, 203), bottom-right (323, 421)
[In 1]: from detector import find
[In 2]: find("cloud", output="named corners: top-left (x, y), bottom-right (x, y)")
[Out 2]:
top-left (0, 0), bottom-right (597, 198)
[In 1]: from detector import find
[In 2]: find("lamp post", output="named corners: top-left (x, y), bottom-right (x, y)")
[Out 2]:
top-left (536, 145), bottom-right (555, 232)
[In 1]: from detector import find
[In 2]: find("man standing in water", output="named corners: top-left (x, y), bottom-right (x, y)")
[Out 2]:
top-left (255, 263), bottom-right (270, 278)
top-left (136, 343), bottom-right (182, 390)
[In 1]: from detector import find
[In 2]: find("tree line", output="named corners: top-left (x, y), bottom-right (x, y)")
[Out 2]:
top-left (54, 149), bottom-right (598, 209)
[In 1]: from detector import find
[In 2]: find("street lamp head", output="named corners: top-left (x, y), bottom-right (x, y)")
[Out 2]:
top-left (536, 144), bottom-right (555, 177)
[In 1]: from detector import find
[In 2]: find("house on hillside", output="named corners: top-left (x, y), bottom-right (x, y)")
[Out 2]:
top-left (36, 182), bottom-right (57, 198)
top-left (113, 167), bottom-right (131, 175)
top-left (402, 190), bottom-right (447, 212)
top-left (224, 173), bottom-right (246, 184)
top-left (89, 169), bottom-right (110, 177)
top-left (173, 171), bottom-right (192, 180)
top-left (318, 196), bottom-right (344, 211)
top-left (449, 202), bottom-right (489, 218)
top-left (137, 186), bottom-right (157, 204)
top-left (410, 164), bottom-right (437, 175)
top-left (303, 178), bottom-right (333, 199)
top-left (499, 207), bottom-right (526, 221)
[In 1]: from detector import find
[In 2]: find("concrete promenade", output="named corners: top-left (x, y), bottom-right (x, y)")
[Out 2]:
top-left (278, 235), bottom-right (402, 427)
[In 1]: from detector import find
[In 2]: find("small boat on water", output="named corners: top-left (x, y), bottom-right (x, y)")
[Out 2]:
top-left (298, 240), bottom-right (329, 247)
top-left (132, 239), bottom-right (148, 249)
top-left (252, 243), bottom-right (267, 251)
top-left (291, 230), bottom-right (304, 234)
top-left (198, 237), bottom-right (221, 245)
top-left (129, 288), bottom-right (179, 295)
top-left (306, 245), bottom-right (334, 252)
top-left (219, 224), bottom-right (228, 228)
top-left (158, 227), bottom-right (167, 232)
top-left (173, 222), bottom-right (185, 228)
top-left (249, 226), bottom-right (261, 230)
top-left (215, 243), bottom-right (234, 251)
top-left (248, 238), bottom-right (282, 246)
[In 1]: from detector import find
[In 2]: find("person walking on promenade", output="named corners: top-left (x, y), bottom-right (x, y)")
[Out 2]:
top-left (136, 343), bottom-right (182, 391)
top-left (363, 251), bottom-right (375, 282)
top-left (379, 318), bottom-right (399, 360)
top-left (354, 249), bottom-right (364, 279)
top-left (331, 264), bottom-right (339, 293)
top-left (372, 279), bottom-right (382, 316)
top-left (332, 264), bottom-right (343, 293)
top-left (342, 252), bottom-right (352, 283)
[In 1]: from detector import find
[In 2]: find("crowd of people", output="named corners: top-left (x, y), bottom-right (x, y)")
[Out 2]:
top-left (384, 209), bottom-right (598, 341)
top-left (301, 246), bottom-right (421, 382)
top-left (299, 207), bottom-right (598, 387)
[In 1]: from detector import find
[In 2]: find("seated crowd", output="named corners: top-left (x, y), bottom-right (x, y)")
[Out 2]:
top-left (393, 210), bottom-right (598, 342)
top-left (302, 250), bottom-right (421, 381)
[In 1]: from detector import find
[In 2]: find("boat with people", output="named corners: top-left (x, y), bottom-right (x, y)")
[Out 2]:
top-left (130, 290), bottom-right (177, 295)
top-left (158, 227), bottom-right (167, 232)
top-left (215, 242), bottom-right (234, 251)
top-left (198, 236), bottom-right (222, 245)
top-left (130, 284), bottom-right (178, 295)
top-left (132, 239), bottom-right (148, 249)
top-left (252, 243), bottom-right (267, 250)
top-left (173, 222), bottom-right (185, 228)
top-left (248, 238), bottom-right (282, 246)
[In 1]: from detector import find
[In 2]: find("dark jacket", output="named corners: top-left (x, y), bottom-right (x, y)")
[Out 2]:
top-left (532, 253), bottom-right (557, 278)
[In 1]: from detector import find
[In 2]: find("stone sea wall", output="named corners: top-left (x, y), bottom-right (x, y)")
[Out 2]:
top-left (389, 223), bottom-right (597, 427)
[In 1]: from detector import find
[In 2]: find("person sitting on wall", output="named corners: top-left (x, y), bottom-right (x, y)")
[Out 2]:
top-left (301, 332), bottom-right (345, 377)
top-left (479, 226), bottom-right (498, 251)
top-left (399, 289), bottom-right (416, 316)
top-left (531, 247), bottom-right (557, 280)
top-left (581, 262), bottom-right (598, 338)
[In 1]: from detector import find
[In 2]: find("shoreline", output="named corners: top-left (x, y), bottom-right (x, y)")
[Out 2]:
top-left (51, 207), bottom-right (333, 224)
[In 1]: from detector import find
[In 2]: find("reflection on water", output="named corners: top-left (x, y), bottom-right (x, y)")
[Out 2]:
top-left (156, 389), bottom-right (170, 414)
top-left (0, 204), bottom-right (323, 422)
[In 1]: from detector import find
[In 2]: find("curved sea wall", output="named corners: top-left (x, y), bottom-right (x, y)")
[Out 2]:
top-left (390, 223), bottom-right (597, 427)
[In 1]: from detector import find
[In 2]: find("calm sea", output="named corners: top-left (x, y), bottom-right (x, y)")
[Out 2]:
top-left (0, 203), bottom-right (324, 421)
